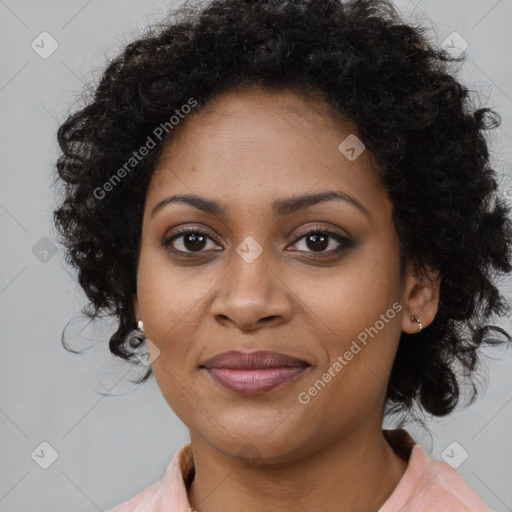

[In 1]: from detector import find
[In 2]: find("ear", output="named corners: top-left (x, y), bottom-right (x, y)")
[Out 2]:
top-left (400, 260), bottom-right (440, 334)
top-left (133, 294), bottom-right (141, 323)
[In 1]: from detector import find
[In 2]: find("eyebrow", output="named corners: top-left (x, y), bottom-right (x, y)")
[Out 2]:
top-left (150, 190), bottom-right (371, 219)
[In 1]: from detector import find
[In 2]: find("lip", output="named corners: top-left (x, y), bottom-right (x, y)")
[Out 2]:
top-left (201, 350), bottom-right (310, 369)
top-left (200, 350), bottom-right (311, 395)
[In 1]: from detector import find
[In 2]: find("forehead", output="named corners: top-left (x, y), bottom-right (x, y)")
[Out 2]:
top-left (146, 86), bottom-right (387, 218)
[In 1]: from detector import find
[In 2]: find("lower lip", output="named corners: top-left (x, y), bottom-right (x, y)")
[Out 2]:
top-left (204, 367), bottom-right (309, 394)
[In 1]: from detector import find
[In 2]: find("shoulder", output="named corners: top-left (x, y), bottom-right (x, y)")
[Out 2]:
top-left (105, 443), bottom-right (193, 512)
top-left (105, 479), bottom-right (163, 512)
top-left (380, 435), bottom-right (493, 512)
top-left (422, 451), bottom-right (492, 511)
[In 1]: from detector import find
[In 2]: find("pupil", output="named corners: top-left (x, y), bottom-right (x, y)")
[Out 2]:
top-left (184, 233), bottom-right (206, 251)
top-left (307, 233), bottom-right (328, 252)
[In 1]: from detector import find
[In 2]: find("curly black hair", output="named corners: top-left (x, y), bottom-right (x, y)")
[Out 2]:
top-left (52, 0), bottom-right (512, 418)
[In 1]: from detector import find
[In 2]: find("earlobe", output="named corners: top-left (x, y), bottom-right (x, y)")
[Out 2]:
top-left (400, 263), bottom-right (441, 334)
top-left (409, 315), bottom-right (423, 332)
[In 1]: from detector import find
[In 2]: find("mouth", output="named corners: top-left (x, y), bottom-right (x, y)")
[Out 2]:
top-left (199, 350), bottom-right (311, 395)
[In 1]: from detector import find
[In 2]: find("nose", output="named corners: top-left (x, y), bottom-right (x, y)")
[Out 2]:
top-left (209, 249), bottom-right (293, 331)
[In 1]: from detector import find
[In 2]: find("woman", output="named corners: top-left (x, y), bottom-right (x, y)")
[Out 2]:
top-left (52, 0), bottom-right (512, 510)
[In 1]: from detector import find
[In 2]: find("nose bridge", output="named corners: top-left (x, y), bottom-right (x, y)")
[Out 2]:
top-left (211, 236), bottom-right (291, 328)
top-left (227, 236), bottom-right (274, 299)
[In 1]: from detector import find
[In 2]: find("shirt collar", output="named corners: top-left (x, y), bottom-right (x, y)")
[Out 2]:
top-left (158, 428), bottom-right (417, 510)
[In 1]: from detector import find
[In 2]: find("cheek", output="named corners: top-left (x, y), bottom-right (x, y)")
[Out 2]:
top-left (136, 245), bottom-right (214, 342)
top-left (135, 251), bottom-right (196, 383)
top-left (292, 250), bottom-right (402, 395)
top-left (135, 247), bottom-right (231, 415)
top-left (295, 251), bottom-right (399, 344)
top-left (292, 290), bottom-right (401, 437)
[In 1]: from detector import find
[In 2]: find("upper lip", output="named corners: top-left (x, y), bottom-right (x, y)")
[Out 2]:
top-left (201, 350), bottom-right (310, 369)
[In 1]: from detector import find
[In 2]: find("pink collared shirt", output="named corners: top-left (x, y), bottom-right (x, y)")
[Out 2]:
top-left (106, 429), bottom-right (492, 512)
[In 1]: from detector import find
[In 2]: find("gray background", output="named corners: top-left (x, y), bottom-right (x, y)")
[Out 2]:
top-left (1, 0), bottom-right (511, 510)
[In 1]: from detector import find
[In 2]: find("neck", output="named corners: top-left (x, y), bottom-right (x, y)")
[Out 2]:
top-left (187, 422), bottom-right (408, 512)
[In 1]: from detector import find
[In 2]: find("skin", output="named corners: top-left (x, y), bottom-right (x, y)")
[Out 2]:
top-left (133, 85), bottom-right (440, 512)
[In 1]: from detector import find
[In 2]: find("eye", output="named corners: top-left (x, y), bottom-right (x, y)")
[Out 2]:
top-left (162, 226), bottom-right (353, 257)
top-left (288, 227), bottom-right (353, 255)
top-left (162, 228), bottom-right (221, 255)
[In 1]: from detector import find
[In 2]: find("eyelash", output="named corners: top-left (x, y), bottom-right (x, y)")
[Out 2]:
top-left (162, 226), bottom-right (353, 258)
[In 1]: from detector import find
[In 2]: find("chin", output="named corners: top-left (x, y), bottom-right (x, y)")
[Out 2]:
top-left (199, 418), bottom-right (316, 465)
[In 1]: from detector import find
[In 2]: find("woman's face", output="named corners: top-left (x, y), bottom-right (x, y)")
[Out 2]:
top-left (134, 86), bottom-right (438, 461)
